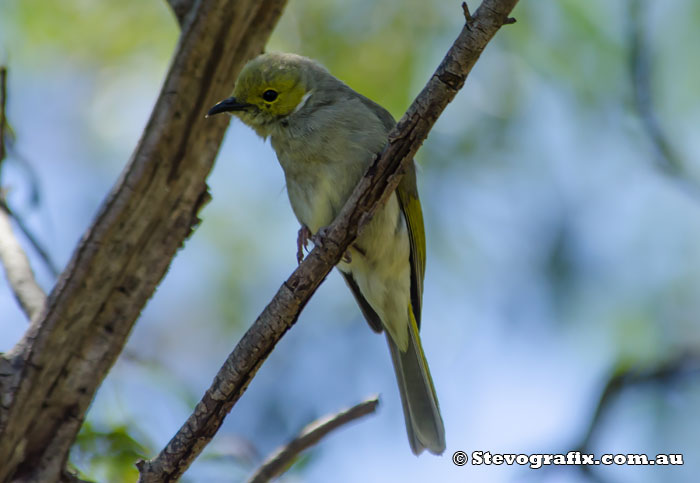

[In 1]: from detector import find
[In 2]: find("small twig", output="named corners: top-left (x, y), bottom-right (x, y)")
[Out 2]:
top-left (0, 66), bottom-right (7, 175)
top-left (0, 199), bottom-right (46, 321)
top-left (463, 2), bottom-right (515, 26)
top-left (247, 396), bottom-right (380, 483)
top-left (60, 469), bottom-right (94, 483)
top-left (462, 2), bottom-right (474, 24)
top-left (1, 200), bottom-right (60, 277)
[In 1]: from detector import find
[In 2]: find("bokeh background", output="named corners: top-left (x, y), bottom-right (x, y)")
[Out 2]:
top-left (1, 0), bottom-right (700, 482)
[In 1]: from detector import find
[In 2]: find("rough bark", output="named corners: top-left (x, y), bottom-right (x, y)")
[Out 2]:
top-left (137, 1), bottom-right (520, 481)
top-left (0, 1), bottom-right (287, 481)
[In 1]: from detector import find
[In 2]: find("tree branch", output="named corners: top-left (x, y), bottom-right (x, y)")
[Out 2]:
top-left (246, 396), bottom-right (380, 483)
top-left (1, 135), bottom-right (62, 277)
top-left (0, 66), bottom-right (46, 321)
top-left (166, 0), bottom-right (196, 27)
top-left (0, 1), bottom-right (287, 481)
top-left (0, 199), bottom-right (46, 321)
top-left (0, 66), bottom-right (7, 169)
top-left (4, 200), bottom-right (60, 278)
top-left (0, 67), bottom-right (59, 301)
top-left (137, 1), bottom-right (519, 480)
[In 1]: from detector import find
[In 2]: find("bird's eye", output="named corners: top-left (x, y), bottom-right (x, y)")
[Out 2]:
top-left (262, 89), bottom-right (278, 102)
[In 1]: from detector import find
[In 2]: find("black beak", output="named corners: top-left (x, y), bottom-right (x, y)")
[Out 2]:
top-left (207, 97), bottom-right (251, 117)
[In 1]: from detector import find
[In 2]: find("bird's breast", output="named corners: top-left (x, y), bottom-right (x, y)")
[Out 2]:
top-left (271, 127), bottom-right (375, 233)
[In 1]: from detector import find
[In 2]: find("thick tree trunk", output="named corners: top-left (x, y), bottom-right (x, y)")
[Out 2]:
top-left (0, 1), bottom-right (287, 481)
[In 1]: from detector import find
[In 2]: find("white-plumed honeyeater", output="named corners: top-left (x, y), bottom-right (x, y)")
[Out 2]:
top-left (208, 52), bottom-right (445, 455)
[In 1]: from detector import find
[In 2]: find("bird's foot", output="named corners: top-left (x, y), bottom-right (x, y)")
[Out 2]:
top-left (309, 227), bottom-right (352, 264)
top-left (310, 226), bottom-right (327, 247)
top-left (296, 225), bottom-right (311, 264)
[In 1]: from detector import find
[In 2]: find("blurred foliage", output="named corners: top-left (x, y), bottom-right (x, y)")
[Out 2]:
top-left (71, 422), bottom-right (150, 482)
top-left (270, 0), bottom-right (452, 118)
top-left (508, 0), bottom-right (628, 104)
top-left (0, 0), bottom-right (177, 66)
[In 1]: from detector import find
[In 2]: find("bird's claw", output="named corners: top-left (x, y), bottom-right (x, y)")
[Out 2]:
top-left (297, 225), bottom-right (311, 264)
top-left (311, 226), bottom-right (329, 248)
top-left (299, 226), bottom-right (352, 264)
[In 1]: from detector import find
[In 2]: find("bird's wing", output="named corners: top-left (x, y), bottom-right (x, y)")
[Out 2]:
top-left (340, 271), bottom-right (384, 333)
top-left (396, 164), bottom-right (426, 328)
top-left (355, 93), bottom-right (426, 326)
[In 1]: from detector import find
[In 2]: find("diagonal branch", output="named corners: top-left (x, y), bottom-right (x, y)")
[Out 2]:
top-left (0, 199), bottom-right (46, 321)
top-left (247, 396), bottom-right (380, 483)
top-left (0, 1), bottom-right (288, 481)
top-left (137, 1), bottom-right (520, 481)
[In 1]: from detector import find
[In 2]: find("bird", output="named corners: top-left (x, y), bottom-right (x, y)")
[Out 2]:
top-left (208, 52), bottom-right (445, 455)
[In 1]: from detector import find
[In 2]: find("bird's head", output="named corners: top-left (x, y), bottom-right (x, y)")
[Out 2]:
top-left (207, 52), bottom-right (322, 136)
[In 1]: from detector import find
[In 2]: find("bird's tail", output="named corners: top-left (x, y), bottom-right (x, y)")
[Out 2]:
top-left (386, 307), bottom-right (445, 455)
